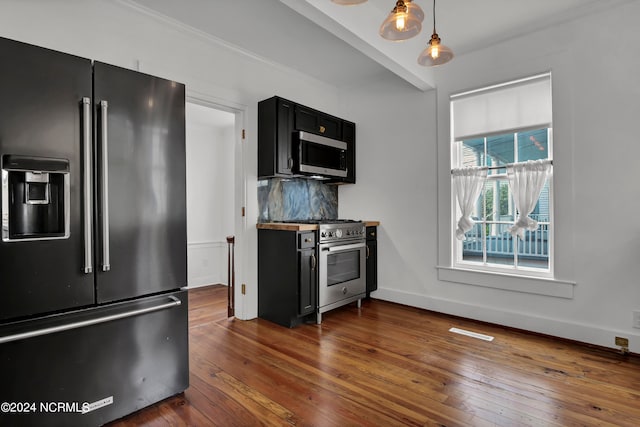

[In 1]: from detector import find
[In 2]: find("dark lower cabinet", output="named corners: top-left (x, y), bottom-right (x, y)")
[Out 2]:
top-left (366, 226), bottom-right (378, 297)
top-left (258, 229), bottom-right (317, 327)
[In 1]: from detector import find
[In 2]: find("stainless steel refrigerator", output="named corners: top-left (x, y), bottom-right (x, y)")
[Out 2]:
top-left (0, 37), bottom-right (189, 426)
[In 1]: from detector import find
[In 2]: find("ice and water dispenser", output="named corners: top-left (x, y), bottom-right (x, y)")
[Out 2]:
top-left (1, 155), bottom-right (70, 241)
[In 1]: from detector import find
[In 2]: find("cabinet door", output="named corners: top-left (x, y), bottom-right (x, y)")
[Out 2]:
top-left (295, 105), bottom-right (342, 140)
top-left (366, 226), bottom-right (377, 294)
top-left (342, 120), bottom-right (356, 184)
top-left (276, 99), bottom-right (294, 175)
top-left (299, 248), bottom-right (317, 316)
top-left (366, 240), bottom-right (377, 294)
top-left (258, 97), bottom-right (294, 178)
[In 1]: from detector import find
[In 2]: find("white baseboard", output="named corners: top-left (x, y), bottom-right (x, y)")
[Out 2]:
top-left (372, 287), bottom-right (640, 353)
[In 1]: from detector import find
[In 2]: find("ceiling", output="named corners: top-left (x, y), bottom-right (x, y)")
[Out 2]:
top-left (129, 0), bottom-right (617, 91)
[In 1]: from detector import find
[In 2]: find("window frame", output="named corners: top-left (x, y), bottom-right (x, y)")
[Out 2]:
top-left (450, 97), bottom-right (554, 280)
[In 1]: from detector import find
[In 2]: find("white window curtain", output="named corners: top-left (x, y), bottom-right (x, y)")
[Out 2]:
top-left (507, 159), bottom-right (552, 239)
top-left (452, 167), bottom-right (488, 240)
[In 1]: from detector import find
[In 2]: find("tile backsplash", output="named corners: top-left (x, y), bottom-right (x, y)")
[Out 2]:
top-left (258, 178), bottom-right (338, 222)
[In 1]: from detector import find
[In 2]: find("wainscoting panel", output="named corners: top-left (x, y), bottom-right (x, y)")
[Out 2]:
top-left (187, 241), bottom-right (228, 288)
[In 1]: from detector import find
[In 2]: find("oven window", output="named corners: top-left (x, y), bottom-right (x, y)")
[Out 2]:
top-left (327, 250), bottom-right (360, 286)
top-left (302, 141), bottom-right (344, 170)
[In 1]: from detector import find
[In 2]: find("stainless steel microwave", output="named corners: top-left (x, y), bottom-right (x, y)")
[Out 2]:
top-left (294, 131), bottom-right (348, 179)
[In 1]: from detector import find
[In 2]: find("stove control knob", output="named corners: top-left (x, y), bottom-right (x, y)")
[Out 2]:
top-left (335, 229), bottom-right (343, 238)
top-left (321, 232), bottom-right (326, 238)
top-left (327, 231), bottom-right (333, 237)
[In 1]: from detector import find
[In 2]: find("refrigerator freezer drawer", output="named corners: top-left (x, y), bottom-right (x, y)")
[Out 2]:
top-left (0, 290), bottom-right (189, 426)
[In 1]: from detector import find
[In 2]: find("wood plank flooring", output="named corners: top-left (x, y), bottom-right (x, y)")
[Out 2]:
top-left (108, 285), bottom-right (640, 426)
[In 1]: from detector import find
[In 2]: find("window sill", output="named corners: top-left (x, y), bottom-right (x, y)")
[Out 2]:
top-left (436, 266), bottom-right (575, 299)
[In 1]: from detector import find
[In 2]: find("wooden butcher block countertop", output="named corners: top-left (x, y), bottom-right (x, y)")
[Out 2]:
top-left (256, 222), bottom-right (319, 231)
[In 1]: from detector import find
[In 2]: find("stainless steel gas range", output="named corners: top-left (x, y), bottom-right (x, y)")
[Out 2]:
top-left (316, 220), bottom-right (367, 323)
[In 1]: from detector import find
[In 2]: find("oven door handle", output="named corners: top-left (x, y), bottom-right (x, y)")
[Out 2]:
top-left (325, 242), bottom-right (366, 253)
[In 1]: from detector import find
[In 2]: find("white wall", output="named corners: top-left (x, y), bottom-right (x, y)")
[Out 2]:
top-left (0, 0), bottom-right (342, 320)
top-left (338, 78), bottom-right (438, 299)
top-left (186, 108), bottom-right (235, 288)
top-left (341, 0), bottom-right (640, 352)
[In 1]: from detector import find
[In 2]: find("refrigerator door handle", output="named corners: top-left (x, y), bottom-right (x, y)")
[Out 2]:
top-left (100, 100), bottom-right (111, 272)
top-left (82, 97), bottom-right (93, 274)
top-left (0, 295), bottom-right (182, 344)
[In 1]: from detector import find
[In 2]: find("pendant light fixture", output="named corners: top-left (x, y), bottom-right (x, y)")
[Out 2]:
top-left (331, 0), bottom-right (368, 4)
top-left (379, 0), bottom-right (424, 41)
top-left (417, 0), bottom-right (453, 66)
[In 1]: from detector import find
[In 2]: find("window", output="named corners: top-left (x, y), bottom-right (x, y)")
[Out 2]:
top-left (450, 73), bottom-right (553, 277)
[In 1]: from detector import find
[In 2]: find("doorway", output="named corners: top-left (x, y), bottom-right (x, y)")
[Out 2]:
top-left (185, 100), bottom-right (245, 317)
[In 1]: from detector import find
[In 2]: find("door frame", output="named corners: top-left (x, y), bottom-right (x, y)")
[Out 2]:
top-left (186, 91), bottom-right (247, 319)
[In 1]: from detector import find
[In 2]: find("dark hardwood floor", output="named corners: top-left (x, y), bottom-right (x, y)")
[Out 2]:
top-left (108, 285), bottom-right (640, 426)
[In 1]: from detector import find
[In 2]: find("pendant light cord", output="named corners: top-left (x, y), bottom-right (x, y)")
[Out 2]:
top-left (432, 0), bottom-right (436, 33)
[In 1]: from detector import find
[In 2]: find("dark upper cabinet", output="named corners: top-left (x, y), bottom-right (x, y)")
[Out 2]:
top-left (258, 96), bottom-right (355, 183)
top-left (258, 97), bottom-right (294, 177)
top-left (294, 105), bottom-right (342, 140)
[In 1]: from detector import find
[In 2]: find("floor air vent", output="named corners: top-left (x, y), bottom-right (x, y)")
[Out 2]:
top-left (449, 327), bottom-right (494, 341)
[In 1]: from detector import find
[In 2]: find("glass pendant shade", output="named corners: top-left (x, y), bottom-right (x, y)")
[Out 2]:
top-left (379, 0), bottom-right (424, 41)
top-left (417, 33), bottom-right (454, 66)
top-left (406, 1), bottom-right (425, 22)
top-left (331, 0), bottom-right (368, 5)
